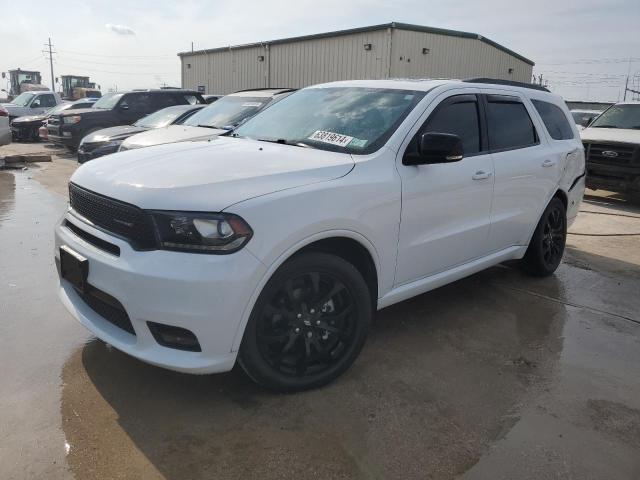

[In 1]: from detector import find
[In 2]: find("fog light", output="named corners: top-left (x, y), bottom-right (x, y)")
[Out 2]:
top-left (147, 322), bottom-right (201, 352)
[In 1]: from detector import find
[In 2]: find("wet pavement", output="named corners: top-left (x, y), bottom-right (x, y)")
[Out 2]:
top-left (1, 147), bottom-right (640, 479)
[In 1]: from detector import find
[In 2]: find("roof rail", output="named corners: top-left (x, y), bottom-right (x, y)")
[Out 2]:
top-left (463, 78), bottom-right (550, 92)
top-left (233, 87), bottom-right (297, 93)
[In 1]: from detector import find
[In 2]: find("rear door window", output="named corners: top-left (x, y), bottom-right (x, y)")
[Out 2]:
top-left (531, 100), bottom-right (574, 140)
top-left (486, 95), bottom-right (538, 151)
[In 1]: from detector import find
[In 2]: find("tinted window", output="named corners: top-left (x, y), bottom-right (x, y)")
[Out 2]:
top-left (40, 94), bottom-right (57, 108)
top-left (423, 98), bottom-right (481, 155)
top-left (125, 93), bottom-right (153, 111)
top-left (486, 97), bottom-right (537, 150)
top-left (532, 100), bottom-right (574, 140)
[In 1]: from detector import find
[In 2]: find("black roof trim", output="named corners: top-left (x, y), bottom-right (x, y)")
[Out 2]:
top-left (178, 22), bottom-right (534, 66)
top-left (463, 78), bottom-right (549, 92)
top-left (232, 87), bottom-right (297, 94)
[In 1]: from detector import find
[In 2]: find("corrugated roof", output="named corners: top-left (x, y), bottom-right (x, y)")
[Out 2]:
top-left (177, 22), bottom-right (534, 66)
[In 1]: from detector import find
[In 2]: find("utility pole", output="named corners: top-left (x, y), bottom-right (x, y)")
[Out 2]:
top-left (43, 38), bottom-right (56, 92)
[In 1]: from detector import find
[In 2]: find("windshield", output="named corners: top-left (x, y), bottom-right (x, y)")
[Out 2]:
top-left (44, 103), bottom-right (71, 117)
top-left (92, 93), bottom-right (124, 110)
top-left (183, 96), bottom-right (268, 129)
top-left (134, 107), bottom-right (192, 128)
top-left (589, 104), bottom-right (640, 129)
top-left (571, 111), bottom-right (599, 127)
top-left (233, 87), bottom-right (425, 154)
top-left (11, 92), bottom-right (35, 106)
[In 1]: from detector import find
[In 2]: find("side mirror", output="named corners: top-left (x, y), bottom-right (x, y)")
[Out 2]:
top-left (404, 132), bottom-right (464, 165)
top-left (119, 104), bottom-right (129, 111)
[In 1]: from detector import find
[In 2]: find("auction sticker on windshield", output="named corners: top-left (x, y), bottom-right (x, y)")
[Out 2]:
top-left (308, 130), bottom-right (353, 147)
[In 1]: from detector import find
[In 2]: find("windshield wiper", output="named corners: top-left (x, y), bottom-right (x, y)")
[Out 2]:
top-left (196, 124), bottom-right (227, 129)
top-left (256, 138), bottom-right (314, 148)
top-left (592, 125), bottom-right (618, 128)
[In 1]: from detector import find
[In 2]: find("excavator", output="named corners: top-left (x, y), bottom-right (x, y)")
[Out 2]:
top-left (59, 75), bottom-right (101, 101)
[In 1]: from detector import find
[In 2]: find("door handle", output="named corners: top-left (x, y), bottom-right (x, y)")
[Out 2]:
top-left (472, 171), bottom-right (492, 180)
top-left (542, 159), bottom-right (556, 168)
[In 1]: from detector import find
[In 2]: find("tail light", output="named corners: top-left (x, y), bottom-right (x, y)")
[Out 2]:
top-left (0, 106), bottom-right (7, 117)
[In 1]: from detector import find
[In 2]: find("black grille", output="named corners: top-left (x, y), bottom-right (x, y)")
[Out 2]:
top-left (584, 142), bottom-right (638, 166)
top-left (68, 183), bottom-right (157, 249)
top-left (77, 284), bottom-right (136, 335)
top-left (64, 220), bottom-right (120, 256)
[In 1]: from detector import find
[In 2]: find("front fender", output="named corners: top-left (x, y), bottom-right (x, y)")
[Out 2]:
top-left (230, 229), bottom-right (381, 352)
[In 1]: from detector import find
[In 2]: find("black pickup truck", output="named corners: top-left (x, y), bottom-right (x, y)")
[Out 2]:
top-left (47, 89), bottom-right (205, 150)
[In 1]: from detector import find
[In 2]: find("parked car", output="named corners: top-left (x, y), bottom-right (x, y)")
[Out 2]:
top-left (77, 104), bottom-right (205, 163)
top-left (0, 105), bottom-right (10, 146)
top-left (570, 109), bottom-right (601, 129)
top-left (581, 101), bottom-right (640, 199)
top-left (47, 89), bottom-right (206, 151)
top-left (55, 79), bottom-right (585, 391)
top-left (11, 98), bottom-right (97, 141)
top-left (119, 88), bottom-right (294, 151)
top-left (1, 91), bottom-right (63, 121)
top-left (203, 94), bottom-right (223, 104)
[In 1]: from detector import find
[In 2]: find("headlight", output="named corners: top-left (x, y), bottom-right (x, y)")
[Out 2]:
top-left (150, 211), bottom-right (253, 253)
top-left (100, 140), bottom-right (123, 150)
top-left (63, 115), bottom-right (82, 124)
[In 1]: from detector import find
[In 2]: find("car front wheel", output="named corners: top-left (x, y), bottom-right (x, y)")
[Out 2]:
top-left (239, 252), bottom-right (371, 392)
top-left (521, 197), bottom-right (567, 277)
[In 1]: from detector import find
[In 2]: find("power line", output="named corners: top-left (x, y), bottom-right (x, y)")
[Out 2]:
top-left (54, 61), bottom-right (178, 76)
top-left (57, 55), bottom-right (177, 68)
top-left (57, 48), bottom-right (174, 59)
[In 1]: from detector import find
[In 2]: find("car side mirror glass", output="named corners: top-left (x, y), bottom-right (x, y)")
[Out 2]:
top-left (119, 104), bottom-right (129, 111)
top-left (404, 132), bottom-right (464, 165)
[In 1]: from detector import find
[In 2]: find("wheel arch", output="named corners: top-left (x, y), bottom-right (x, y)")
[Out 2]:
top-left (230, 230), bottom-right (381, 352)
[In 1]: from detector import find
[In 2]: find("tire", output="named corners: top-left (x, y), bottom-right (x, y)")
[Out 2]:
top-left (520, 197), bottom-right (567, 277)
top-left (239, 252), bottom-right (372, 392)
top-left (66, 145), bottom-right (77, 153)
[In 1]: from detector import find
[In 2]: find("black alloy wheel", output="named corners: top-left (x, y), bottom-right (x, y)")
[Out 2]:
top-left (521, 197), bottom-right (567, 277)
top-left (239, 252), bottom-right (371, 391)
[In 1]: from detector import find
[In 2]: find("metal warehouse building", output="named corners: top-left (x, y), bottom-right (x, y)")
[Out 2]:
top-left (178, 22), bottom-right (534, 94)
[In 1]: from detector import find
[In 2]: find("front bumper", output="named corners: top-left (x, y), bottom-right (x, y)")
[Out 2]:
top-left (55, 211), bottom-right (267, 374)
top-left (47, 124), bottom-right (81, 147)
top-left (586, 162), bottom-right (640, 194)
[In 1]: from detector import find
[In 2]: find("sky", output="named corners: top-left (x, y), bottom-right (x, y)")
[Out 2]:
top-left (1, 0), bottom-right (639, 102)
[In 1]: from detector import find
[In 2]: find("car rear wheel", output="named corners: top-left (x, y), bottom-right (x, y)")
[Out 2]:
top-left (520, 197), bottom-right (567, 277)
top-left (239, 252), bottom-right (371, 392)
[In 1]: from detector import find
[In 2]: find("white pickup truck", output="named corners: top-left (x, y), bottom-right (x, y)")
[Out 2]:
top-left (1, 91), bottom-right (63, 121)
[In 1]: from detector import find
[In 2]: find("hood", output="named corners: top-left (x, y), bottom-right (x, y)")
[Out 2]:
top-left (71, 136), bottom-right (355, 211)
top-left (60, 107), bottom-right (99, 116)
top-left (12, 114), bottom-right (46, 124)
top-left (121, 124), bottom-right (227, 149)
top-left (581, 127), bottom-right (640, 144)
top-left (82, 125), bottom-right (147, 143)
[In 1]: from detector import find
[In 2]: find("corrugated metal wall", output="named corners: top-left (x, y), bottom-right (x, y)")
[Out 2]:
top-left (181, 28), bottom-right (533, 94)
top-left (389, 30), bottom-right (531, 82)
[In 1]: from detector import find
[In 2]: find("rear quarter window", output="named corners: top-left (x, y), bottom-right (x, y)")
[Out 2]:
top-left (532, 100), bottom-right (575, 140)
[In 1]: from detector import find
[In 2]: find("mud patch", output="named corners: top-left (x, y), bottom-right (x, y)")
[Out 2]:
top-left (587, 399), bottom-right (640, 449)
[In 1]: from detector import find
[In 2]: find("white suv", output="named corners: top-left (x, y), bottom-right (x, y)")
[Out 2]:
top-left (55, 79), bottom-right (585, 391)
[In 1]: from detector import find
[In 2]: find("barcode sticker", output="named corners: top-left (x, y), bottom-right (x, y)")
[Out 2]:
top-left (308, 130), bottom-right (354, 147)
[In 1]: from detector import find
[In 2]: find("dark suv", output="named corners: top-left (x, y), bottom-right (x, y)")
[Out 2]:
top-left (47, 89), bottom-right (205, 150)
